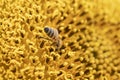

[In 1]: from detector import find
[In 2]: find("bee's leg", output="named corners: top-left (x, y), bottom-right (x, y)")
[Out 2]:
top-left (52, 40), bottom-right (61, 51)
top-left (38, 36), bottom-right (52, 41)
top-left (50, 41), bottom-right (56, 46)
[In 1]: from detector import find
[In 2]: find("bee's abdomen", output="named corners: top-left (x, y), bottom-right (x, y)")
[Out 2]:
top-left (44, 27), bottom-right (56, 39)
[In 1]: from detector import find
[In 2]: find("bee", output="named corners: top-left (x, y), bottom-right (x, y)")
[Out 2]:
top-left (41, 26), bottom-right (62, 49)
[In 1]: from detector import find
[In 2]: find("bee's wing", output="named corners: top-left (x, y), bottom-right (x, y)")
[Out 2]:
top-left (54, 28), bottom-right (59, 39)
top-left (57, 39), bottom-right (62, 48)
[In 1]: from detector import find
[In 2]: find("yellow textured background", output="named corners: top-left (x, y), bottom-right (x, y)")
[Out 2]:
top-left (0, 0), bottom-right (120, 80)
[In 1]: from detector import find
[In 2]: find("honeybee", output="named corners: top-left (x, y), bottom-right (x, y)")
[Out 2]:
top-left (41, 26), bottom-right (62, 49)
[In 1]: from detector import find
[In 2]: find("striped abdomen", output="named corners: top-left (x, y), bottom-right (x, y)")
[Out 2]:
top-left (44, 27), bottom-right (59, 40)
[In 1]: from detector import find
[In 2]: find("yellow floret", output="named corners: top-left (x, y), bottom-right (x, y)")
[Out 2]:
top-left (0, 0), bottom-right (120, 80)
